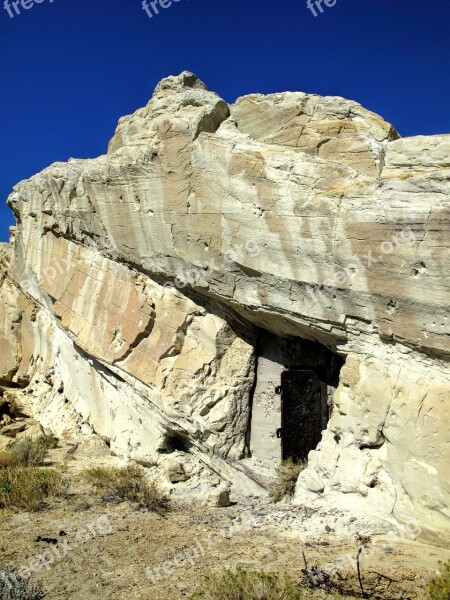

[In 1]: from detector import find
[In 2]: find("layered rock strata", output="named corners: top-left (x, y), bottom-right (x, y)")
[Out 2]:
top-left (0, 72), bottom-right (448, 541)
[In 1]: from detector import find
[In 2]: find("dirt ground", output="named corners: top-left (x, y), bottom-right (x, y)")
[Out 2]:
top-left (1, 440), bottom-right (449, 600)
top-left (2, 497), bottom-right (449, 599)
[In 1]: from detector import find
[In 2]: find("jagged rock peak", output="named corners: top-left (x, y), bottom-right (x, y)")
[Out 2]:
top-left (154, 70), bottom-right (209, 95)
top-left (108, 71), bottom-right (229, 153)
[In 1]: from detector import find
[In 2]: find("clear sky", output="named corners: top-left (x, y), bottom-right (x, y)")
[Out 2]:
top-left (0, 0), bottom-right (449, 242)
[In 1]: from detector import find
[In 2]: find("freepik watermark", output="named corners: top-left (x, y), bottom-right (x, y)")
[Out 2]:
top-left (145, 519), bottom-right (256, 584)
top-left (0, 515), bottom-right (112, 591)
top-left (3, 0), bottom-right (54, 18)
top-left (305, 226), bottom-right (417, 306)
top-left (3, 234), bottom-right (118, 306)
top-left (3, 254), bottom-right (78, 307)
top-left (142, 0), bottom-right (185, 19)
top-left (164, 239), bottom-right (262, 292)
top-left (306, 0), bottom-right (338, 17)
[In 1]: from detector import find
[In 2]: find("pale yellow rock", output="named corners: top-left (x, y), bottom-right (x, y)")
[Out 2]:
top-left (208, 485), bottom-right (231, 508)
top-left (0, 72), bottom-right (449, 536)
top-left (233, 92), bottom-right (398, 176)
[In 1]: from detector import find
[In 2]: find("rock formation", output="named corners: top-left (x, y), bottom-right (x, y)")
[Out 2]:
top-left (0, 72), bottom-right (448, 542)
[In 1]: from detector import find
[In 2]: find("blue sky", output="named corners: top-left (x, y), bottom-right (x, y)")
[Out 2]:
top-left (0, 0), bottom-right (449, 242)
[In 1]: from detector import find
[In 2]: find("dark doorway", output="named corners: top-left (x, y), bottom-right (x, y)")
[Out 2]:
top-left (279, 368), bottom-right (328, 462)
top-left (248, 331), bottom-right (345, 468)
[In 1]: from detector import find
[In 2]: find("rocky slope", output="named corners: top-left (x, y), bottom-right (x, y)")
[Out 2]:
top-left (0, 72), bottom-right (448, 542)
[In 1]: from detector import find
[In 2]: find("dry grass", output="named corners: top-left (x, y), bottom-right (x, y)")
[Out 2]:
top-left (0, 466), bottom-right (69, 511)
top-left (0, 451), bottom-right (20, 469)
top-left (188, 567), bottom-right (373, 600)
top-left (82, 465), bottom-right (170, 513)
top-left (428, 561), bottom-right (450, 600)
top-left (0, 436), bottom-right (67, 511)
top-left (269, 459), bottom-right (307, 502)
top-left (189, 568), bottom-right (307, 599)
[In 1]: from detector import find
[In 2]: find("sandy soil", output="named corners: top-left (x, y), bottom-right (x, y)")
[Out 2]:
top-left (1, 440), bottom-right (449, 600)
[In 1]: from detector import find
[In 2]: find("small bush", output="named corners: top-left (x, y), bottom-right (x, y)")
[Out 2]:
top-left (0, 569), bottom-right (45, 600)
top-left (0, 466), bottom-right (69, 511)
top-left (136, 479), bottom-right (171, 512)
top-left (82, 465), bottom-right (170, 512)
top-left (7, 437), bottom-right (48, 467)
top-left (189, 568), bottom-right (304, 600)
top-left (428, 561), bottom-right (450, 600)
top-left (269, 459), bottom-right (306, 502)
top-left (36, 434), bottom-right (59, 450)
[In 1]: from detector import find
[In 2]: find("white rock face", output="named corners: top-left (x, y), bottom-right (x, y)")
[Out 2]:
top-left (1, 72), bottom-right (449, 540)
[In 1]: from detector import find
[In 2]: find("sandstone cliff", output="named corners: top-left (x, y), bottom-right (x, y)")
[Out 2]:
top-left (1, 72), bottom-right (448, 541)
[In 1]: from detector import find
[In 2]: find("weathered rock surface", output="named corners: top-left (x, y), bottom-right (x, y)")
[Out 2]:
top-left (0, 72), bottom-right (449, 541)
top-left (208, 484), bottom-right (231, 508)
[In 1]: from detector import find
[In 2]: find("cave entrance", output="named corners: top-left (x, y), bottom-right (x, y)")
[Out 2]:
top-left (278, 368), bottom-right (328, 462)
top-left (248, 333), bottom-right (344, 467)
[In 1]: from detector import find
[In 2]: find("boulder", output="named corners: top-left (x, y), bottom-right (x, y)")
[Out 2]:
top-left (208, 485), bottom-right (231, 508)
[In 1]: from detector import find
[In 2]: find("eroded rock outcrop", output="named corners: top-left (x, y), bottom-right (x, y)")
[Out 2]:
top-left (1, 72), bottom-right (449, 540)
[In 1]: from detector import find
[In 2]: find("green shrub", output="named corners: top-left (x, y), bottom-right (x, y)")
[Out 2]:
top-left (269, 459), bottom-right (306, 502)
top-left (189, 568), bottom-right (304, 600)
top-left (0, 466), bottom-right (69, 511)
top-left (0, 568), bottom-right (45, 600)
top-left (428, 561), bottom-right (450, 600)
top-left (36, 433), bottom-right (59, 450)
top-left (82, 465), bottom-right (170, 512)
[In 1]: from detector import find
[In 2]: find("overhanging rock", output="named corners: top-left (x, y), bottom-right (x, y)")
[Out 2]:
top-left (1, 72), bottom-right (449, 541)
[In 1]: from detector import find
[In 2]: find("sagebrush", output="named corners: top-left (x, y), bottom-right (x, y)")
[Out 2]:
top-left (269, 459), bottom-right (306, 502)
top-left (428, 561), bottom-right (450, 600)
top-left (8, 437), bottom-right (47, 467)
top-left (3, 435), bottom-right (58, 468)
top-left (36, 433), bottom-right (59, 450)
top-left (82, 465), bottom-right (169, 512)
top-left (0, 568), bottom-right (45, 600)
